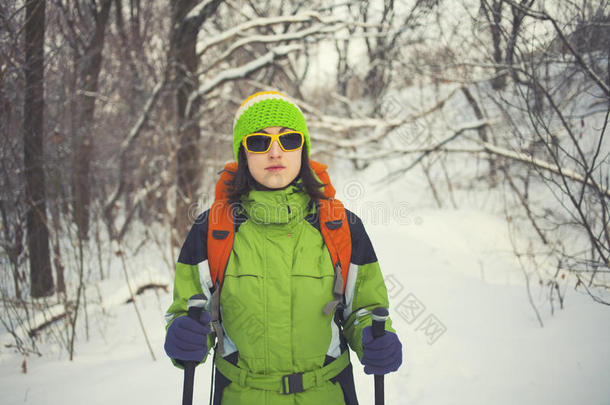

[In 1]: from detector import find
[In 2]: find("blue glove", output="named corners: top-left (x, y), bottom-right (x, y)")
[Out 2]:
top-left (164, 312), bottom-right (211, 363)
top-left (361, 326), bottom-right (402, 375)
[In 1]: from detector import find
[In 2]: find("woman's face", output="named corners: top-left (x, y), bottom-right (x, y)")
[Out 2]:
top-left (245, 126), bottom-right (302, 189)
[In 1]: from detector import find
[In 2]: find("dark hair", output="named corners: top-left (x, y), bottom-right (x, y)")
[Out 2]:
top-left (225, 145), bottom-right (328, 206)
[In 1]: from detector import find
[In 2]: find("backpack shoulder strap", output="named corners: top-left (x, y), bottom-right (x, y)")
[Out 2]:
top-left (207, 161), bottom-right (238, 288)
top-left (310, 159), bottom-right (352, 294)
top-left (318, 198), bottom-right (352, 294)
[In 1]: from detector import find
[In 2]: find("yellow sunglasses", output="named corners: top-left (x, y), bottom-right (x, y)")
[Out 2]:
top-left (242, 131), bottom-right (304, 154)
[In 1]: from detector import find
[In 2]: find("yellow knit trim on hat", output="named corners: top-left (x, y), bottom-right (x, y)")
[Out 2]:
top-left (239, 91), bottom-right (286, 107)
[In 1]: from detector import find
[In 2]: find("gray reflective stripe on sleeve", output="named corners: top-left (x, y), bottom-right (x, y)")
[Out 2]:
top-left (187, 296), bottom-right (207, 310)
top-left (198, 262), bottom-right (214, 303)
top-left (353, 308), bottom-right (371, 326)
top-left (326, 316), bottom-right (341, 358)
top-left (164, 312), bottom-right (175, 324)
top-left (343, 262), bottom-right (358, 320)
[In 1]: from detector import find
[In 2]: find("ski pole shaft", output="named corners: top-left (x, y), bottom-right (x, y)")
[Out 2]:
top-left (371, 307), bottom-right (389, 405)
top-left (182, 294), bottom-right (207, 405)
top-left (182, 363), bottom-right (196, 405)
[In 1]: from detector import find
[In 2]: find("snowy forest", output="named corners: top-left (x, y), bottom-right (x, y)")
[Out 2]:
top-left (1, 0), bottom-right (609, 404)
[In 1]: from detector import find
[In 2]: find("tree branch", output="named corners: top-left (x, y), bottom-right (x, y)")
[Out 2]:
top-left (184, 44), bottom-right (303, 120)
top-left (474, 138), bottom-right (610, 198)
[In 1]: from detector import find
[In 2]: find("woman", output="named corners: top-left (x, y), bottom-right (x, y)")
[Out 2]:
top-left (164, 91), bottom-right (403, 405)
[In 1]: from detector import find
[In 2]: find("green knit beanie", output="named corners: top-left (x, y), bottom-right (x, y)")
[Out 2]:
top-left (233, 91), bottom-right (311, 162)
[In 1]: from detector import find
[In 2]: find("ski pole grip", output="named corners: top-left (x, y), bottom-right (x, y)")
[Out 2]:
top-left (182, 294), bottom-right (208, 405)
top-left (371, 307), bottom-right (389, 405)
top-left (371, 307), bottom-right (389, 339)
top-left (187, 294), bottom-right (207, 321)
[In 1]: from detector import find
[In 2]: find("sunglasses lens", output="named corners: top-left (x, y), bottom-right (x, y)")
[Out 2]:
top-left (245, 135), bottom-right (271, 152)
top-left (279, 132), bottom-right (303, 150)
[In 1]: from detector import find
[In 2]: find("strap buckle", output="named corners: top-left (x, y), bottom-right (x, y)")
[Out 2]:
top-left (281, 372), bottom-right (304, 394)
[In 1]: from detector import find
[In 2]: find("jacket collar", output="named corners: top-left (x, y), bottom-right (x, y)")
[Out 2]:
top-left (239, 178), bottom-right (312, 224)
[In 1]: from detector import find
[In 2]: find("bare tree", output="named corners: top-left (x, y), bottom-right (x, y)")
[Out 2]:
top-left (498, 1), bottom-right (610, 304)
top-left (24, 0), bottom-right (54, 298)
top-left (396, 0), bottom-right (609, 306)
top-left (55, 0), bottom-right (113, 241)
top-left (169, 0), bottom-right (223, 247)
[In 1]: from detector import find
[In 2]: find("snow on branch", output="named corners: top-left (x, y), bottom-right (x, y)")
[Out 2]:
top-left (202, 23), bottom-right (345, 72)
top-left (304, 86), bottom-right (464, 148)
top-left (310, 118), bottom-right (402, 148)
top-left (186, 0), bottom-right (220, 21)
top-left (197, 11), bottom-right (337, 56)
top-left (379, 117), bottom-right (610, 198)
top-left (318, 146), bottom-right (483, 161)
top-left (184, 44), bottom-right (303, 120)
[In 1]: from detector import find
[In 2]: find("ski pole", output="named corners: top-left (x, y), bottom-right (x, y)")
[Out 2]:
top-left (371, 307), bottom-right (389, 405)
top-left (182, 294), bottom-right (208, 405)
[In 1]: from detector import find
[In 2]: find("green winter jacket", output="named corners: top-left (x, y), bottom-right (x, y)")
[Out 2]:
top-left (166, 178), bottom-right (394, 405)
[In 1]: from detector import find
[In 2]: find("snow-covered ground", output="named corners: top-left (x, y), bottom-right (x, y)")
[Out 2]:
top-left (1, 160), bottom-right (609, 405)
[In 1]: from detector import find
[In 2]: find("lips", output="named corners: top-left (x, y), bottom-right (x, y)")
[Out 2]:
top-left (266, 165), bottom-right (285, 171)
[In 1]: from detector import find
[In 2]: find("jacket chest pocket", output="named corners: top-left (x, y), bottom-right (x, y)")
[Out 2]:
top-left (291, 245), bottom-right (336, 305)
top-left (291, 259), bottom-right (337, 359)
top-left (291, 261), bottom-right (335, 305)
top-left (221, 258), bottom-right (265, 353)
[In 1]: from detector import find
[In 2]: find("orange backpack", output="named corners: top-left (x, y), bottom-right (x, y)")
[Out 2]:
top-left (207, 159), bottom-right (352, 295)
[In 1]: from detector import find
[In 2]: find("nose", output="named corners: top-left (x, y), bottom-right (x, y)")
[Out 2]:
top-left (268, 138), bottom-right (282, 158)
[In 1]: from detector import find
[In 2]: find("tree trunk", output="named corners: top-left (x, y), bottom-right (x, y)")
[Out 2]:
top-left (24, 0), bottom-right (54, 298)
top-left (169, 0), bottom-right (223, 247)
top-left (72, 0), bottom-right (112, 241)
top-left (172, 21), bottom-right (200, 247)
top-left (461, 87), bottom-right (497, 187)
top-left (480, 0), bottom-right (507, 90)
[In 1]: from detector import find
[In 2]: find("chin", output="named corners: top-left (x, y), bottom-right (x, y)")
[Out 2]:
top-left (256, 174), bottom-right (284, 189)
top-left (267, 179), bottom-right (289, 189)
